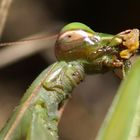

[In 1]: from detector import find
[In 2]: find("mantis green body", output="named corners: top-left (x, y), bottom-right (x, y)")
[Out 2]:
top-left (0, 22), bottom-right (139, 140)
top-left (0, 61), bottom-right (84, 140)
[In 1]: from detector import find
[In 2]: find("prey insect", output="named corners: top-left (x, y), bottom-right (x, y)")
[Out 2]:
top-left (0, 22), bottom-right (139, 140)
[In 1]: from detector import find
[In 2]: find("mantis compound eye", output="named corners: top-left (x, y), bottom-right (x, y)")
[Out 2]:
top-left (55, 30), bottom-right (95, 60)
top-left (55, 22), bottom-right (96, 61)
top-left (58, 30), bottom-right (85, 47)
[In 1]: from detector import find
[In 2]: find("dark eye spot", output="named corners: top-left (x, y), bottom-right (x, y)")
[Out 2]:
top-left (67, 35), bottom-right (71, 38)
top-left (72, 73), bottom-right (76, 76)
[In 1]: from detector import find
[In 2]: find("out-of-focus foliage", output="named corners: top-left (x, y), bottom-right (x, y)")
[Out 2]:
top-left (96, 58), bottom-right (140, 140)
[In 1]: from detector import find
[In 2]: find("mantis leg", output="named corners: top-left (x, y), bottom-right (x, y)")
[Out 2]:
top-left (88, 45), bottom-right (123, 72)
top-left (95, 55), bottom-right (131, 78)
top-left (122, 60), bottom-right (131, 77)
top-left (92, 55), bottom-right (123, 71)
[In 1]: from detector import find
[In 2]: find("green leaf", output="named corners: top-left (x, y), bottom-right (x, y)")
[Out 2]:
top-left (96, 57), bottom-right (140, 140)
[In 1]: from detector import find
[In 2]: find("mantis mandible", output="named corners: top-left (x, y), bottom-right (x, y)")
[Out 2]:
top-left (0, 22), bottom-right (139, 140)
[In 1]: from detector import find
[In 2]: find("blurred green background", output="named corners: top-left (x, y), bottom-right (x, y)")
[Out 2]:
top-left (0, 0), bottom-right (139, 139)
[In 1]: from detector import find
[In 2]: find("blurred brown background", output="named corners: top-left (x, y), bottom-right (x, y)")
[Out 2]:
top-left (0, 0), bottom-right (140, 140)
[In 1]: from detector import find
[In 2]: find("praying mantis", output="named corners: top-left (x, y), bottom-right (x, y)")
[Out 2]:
top-left (0, 22), bottom-right (139, 140)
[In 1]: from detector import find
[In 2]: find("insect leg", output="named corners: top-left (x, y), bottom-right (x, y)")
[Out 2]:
top-left (101, 55), bottom-right (123, 68)
top-left (122, 60), bottom-right (131, 77)
top-left (91, 55), bottom-right (123, 73)
top-left (88, 46), bottom-right (118, 61)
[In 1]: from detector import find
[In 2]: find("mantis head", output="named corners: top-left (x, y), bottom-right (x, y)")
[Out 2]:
top-left (55, 22), bottom-right (101, 63)
top-left (55, 22), bottom-right (139, 76)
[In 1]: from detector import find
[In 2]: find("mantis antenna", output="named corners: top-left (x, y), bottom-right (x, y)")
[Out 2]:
top-left (0, 34), bottom-right (58, 47)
